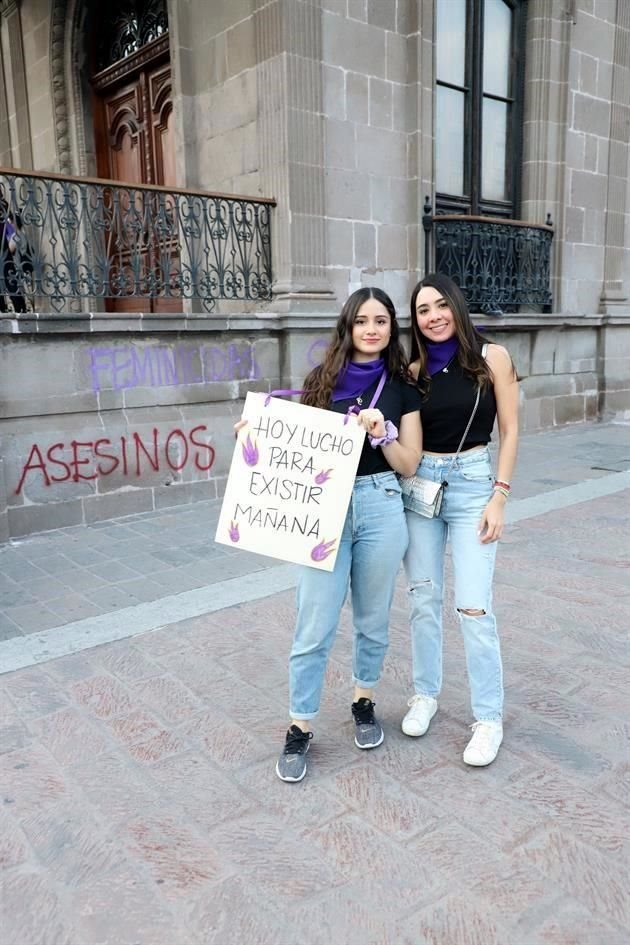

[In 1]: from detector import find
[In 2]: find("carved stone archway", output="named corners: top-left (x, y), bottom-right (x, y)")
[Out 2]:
top-left (50, 0), bottom-right (94, 175)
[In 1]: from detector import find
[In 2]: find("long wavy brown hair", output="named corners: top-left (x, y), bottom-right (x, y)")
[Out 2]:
top-left (410, 273), bottom-right (497, 393)
top-left (301, 287), bottom-right (409, 409)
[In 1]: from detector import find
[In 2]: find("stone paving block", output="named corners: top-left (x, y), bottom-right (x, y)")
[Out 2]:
top-left (123, 813), bottom-right (227, 898)
top-left (1, 666), bottom-right (69, 717)
top-left (308, 812), bottom-right (429, 894)
top-left (2, 600), bottom-right (62, 633)
top-left (507, 769), bottom-right (626, 853)
top-left (185, 874), bottom-right (307, 945)
top-left (516, 829), bottom-right (628, 928)
top-left (178, 710), bottom-right (275, 770)
top-left (146, 751), bottom-right (253, 828)
top-left (84, 559), bottom-right (144, 582)
top-left (20, 573), bottom-right (83, 601)
top-left (208, 813), bottom-right (345, 899)
top-left (0, 805), bottom-right (31, 870)
top-left (70, 866), bottom-right (189, 945)
top-left (116, 575), bottom-right (173, 601)
top-left (67, 751), bottom-right (161, 828)
top-left (288, 880), bottom-right (401, 945)
top-left (19, 801), bottom-right (127, 888)
top-left (95, 641), bottom-right (164, 682)
top-left (330, 765), bottom-right (441, 840)
top-left (533, 895), bottom-right (628, 945)
top-left (126, 729), bottom-right (188, 764)
top-left (596, 761), bottom-right (629, 808)
top-left (46, 593), bottom-right (103, 623)
top-left (70, 674), bottom-right (135, 719)
top-left (82, 584), bottom-right (143, 612)
top-left (45, 651), bottom-right (98, 683)
top-left (0, 583), bottom-right (38, 608)
top-left (104, 707), bottom-right (167, 748)
top-left (398, 891), bottom-right (513, 945)
top-left (0, 871), bottom-right (77, 945)
top-left (507, 711), bottom-right (613, 779)
top-left (0, 614), bottom-right (22, 640)
top-left (0, 742), bottom-right (69, 816)
top-left (132, 674), bottom-right (204, 724)
top-left (30, 707), bottom-right (110, 765)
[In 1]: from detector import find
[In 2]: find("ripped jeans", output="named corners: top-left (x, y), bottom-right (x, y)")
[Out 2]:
top-left (403, 448), bottom-right (503, 722)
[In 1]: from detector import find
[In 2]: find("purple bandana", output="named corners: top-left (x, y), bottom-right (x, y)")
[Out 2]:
top-left (425, 337), bottom-right (459, 376)
top-left (332, 357), bottom-right (385, 402)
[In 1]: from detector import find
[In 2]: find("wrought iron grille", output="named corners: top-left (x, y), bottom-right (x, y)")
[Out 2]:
top-left (0, 169), bottom-right (275, 314)
top-left (96, 0), bottom-right (169, 71)
top-left (423, 199), bottom-right (554, 315)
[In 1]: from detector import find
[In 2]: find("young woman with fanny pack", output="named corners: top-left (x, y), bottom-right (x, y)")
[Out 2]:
top-left (238, 287), bottom-right (422, 781)
top-left (401, 273), bottom-right (518, 766)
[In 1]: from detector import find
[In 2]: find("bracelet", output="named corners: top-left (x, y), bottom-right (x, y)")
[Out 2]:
top-left (369, 420), bottom-right (398, 448)
top-left (494, 479), bottom-right (511, 491)
top-left (493, 485), bottom-right (510, 499)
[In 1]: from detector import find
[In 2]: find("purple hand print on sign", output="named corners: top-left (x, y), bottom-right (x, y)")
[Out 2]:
top-left (311, 539), bottom-right (336, 562)
top-left (314, 468), bottom-right (333, 485)
top-left (229, 520), bottom-right (240, 543)
top-left (241, 433), bottom-right (259, 467)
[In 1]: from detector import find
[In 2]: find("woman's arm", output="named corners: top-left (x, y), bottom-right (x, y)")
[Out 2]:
top-left (356, 408), bottom-right (422, 477)
top-left (381, 410), bottom-right (422, 477)
top-left (478, 344), bottom-right (519, 543)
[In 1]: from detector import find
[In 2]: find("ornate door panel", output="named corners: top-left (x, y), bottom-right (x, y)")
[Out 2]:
top-left (92, 36), bottom-right (178, 312)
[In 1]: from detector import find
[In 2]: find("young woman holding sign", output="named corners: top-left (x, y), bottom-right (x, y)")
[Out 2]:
top-left (401, 273), bottom-right (518, 767)
top-left (238, 287), bottom-right (422, 781)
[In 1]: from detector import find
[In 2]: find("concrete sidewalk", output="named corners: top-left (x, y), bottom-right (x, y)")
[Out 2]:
top-left (0, 420), bottom-right (629, 945)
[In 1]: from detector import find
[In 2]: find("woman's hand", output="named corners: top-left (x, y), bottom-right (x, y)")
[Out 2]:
top-left (478, 492), bottom-right (506, 543)
top-left (356, 408), bottom-right (386, 439)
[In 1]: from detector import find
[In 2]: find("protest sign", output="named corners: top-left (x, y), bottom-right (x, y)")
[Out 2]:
top-left (215, 392), bottom-right (365, 570)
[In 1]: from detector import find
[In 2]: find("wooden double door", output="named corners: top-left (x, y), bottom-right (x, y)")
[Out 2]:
top-left (93, 48), bottom-right (180, 312)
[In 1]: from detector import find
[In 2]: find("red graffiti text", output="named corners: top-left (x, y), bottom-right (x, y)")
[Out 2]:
top-left (15, 425), bottom-right (215, 494)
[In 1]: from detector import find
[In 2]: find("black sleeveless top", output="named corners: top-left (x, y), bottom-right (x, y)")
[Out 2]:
top-left (330, 375), bottom-right (422, 476)
top-left (418, 358), bottom-right (497, 453)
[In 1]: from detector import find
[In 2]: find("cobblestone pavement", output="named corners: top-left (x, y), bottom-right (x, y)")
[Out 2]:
top-left (0, 421), bottom-right (629, 945)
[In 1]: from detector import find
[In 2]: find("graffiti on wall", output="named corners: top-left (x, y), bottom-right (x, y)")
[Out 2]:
top-left (89, 343), bottom-right (259, 391)
top-left (15, 426), bottom-right (215, 494)
top-left (14, 339), bottom-right (329, 496)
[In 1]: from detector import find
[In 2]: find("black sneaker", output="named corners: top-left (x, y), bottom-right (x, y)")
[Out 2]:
top-left (351, 698), bottom-right (384, 749)
top-left (275, 725), bottom-right (313, 782)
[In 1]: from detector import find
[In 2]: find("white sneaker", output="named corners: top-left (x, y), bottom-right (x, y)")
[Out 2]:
top-left (401, 694), bottom-right (438, 737)
top-left (463, 721), bottom-right (503, 766)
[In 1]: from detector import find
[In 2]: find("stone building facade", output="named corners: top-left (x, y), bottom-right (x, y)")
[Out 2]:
top-left (0, 0), bottom-right (629, 539)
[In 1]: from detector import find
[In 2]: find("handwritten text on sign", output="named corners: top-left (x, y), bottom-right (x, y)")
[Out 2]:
top-left (215, 393), bottom-right (365, 570)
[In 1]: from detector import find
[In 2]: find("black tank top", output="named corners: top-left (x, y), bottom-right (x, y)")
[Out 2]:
top-left (418, 358), bottom-right (497, 453)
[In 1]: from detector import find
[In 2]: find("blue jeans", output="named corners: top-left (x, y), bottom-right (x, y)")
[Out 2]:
top-left (403, 448), bottom-right (503, 722)
top-left (289, 471), bottom-right (408, 720)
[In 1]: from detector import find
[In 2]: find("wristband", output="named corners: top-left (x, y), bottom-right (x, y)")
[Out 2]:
top-left (493, 485), bottom-right (510, 499)
top-left (494, 479), bottom-right (511, 491)
top-left (369, 420), bottom-right (398, 448)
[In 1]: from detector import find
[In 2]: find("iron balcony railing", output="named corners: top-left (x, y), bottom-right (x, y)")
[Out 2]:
top-left (0, 168), bottom-right (275, 314)
top-left (423, 198), bottom-right (554, 315)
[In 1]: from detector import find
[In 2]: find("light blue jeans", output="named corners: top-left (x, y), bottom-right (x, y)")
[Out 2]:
top-left (404, 447), bottom-right (503, 721)
top-left (289, 471), bottom-right (408, 720)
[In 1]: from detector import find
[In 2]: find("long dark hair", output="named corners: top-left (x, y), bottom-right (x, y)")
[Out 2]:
top-left (409, 273), bottom-right (495, 391)
top-left (301, 287), bottom-right (409, 409)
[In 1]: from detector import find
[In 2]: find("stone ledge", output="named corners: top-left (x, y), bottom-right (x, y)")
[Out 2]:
top-left (5, 310), bottom-right (630, 336)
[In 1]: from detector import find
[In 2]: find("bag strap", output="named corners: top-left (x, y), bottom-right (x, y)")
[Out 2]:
top-left (443, 343), bottom-right (489, 480)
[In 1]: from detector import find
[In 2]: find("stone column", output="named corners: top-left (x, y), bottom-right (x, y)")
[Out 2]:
top-left (599, 0), bottom-right (630, 314)
top-left (0, 0), bottom-right (32, 168)
top-left (257, 0), bottom-right (334, 304)
top-left (520, 0), bottom-right (573, 311)
top-left (0, 37), bottom-right (10, 164)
